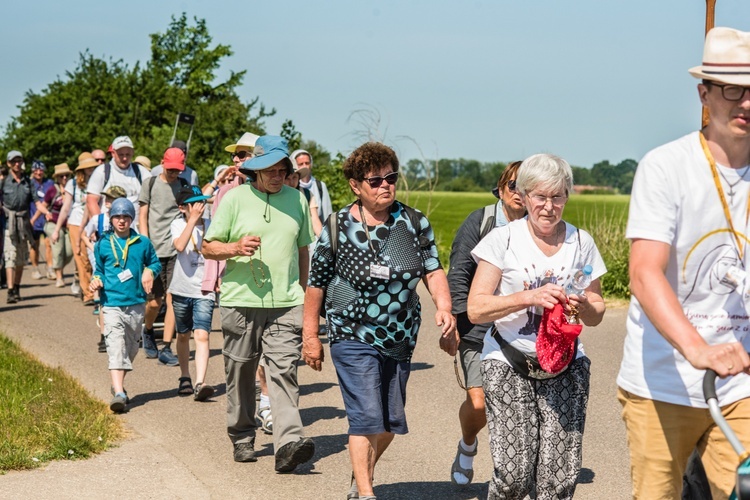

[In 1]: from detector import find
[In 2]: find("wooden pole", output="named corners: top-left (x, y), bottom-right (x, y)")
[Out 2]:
top-left (702, 0), bottom-right (717, 128)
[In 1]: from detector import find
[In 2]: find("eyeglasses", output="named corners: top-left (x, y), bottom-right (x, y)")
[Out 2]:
top-left (363, 172), bottom-right (398, 188)
top-left (232, 150), bottom-right (252, 160)
top-left (706, 82), bottom-right (750, 102)
top-left (527, 193), bottom-right (567, 207)
top-left (93, 157), bottom-right (105, 163)
top-left (507, 179), bottom-right (517, 192)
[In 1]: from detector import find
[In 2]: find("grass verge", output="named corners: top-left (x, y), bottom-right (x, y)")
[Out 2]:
top-left (0, 334), bottom-right (123, 472)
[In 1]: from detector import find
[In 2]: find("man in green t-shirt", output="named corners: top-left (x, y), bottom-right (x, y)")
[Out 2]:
top-left (203, 135), bottom-right (315, 472)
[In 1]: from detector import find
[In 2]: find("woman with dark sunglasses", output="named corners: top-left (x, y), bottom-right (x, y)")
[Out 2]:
top-left (302, 142), bottom-right (458, 500)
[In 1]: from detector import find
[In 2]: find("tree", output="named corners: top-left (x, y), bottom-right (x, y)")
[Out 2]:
top-left (1, 13), bottom-right (273, 183)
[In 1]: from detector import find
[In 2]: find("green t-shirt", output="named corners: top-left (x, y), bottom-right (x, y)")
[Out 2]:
top-left (204, 183), bottom-right (314, 308)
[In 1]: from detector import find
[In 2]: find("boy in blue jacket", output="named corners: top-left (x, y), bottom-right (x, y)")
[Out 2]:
top-left (90, 198), bottom-right (161, 413)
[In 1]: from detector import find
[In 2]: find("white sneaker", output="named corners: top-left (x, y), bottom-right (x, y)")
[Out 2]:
top-left (71, 281), bottom-right (81, 296)
top-left (46, 269), bottom-right (56, 280)
top-left (31, 269), bottom-right (43, 280)
top-left (55, 278), bottom-right (65, 288)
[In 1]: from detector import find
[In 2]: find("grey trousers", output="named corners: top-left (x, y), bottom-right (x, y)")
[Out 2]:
top-left (220, 305), bottom-right (304, 453)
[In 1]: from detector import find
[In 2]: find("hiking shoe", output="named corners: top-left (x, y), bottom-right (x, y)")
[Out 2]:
top-left (13, 286), bottom-right (20, 301)
top-left (257, 406), bottom-right (273, 435)
top-left (31, 268), bottom-right (43, 280)
top-left (6, 289), bottom-right (17, 304)
top-left (109, 393), bottom-right (127, 413)
top-left (142, 328), bottom-right (158, 358)
top-left (98, 335), bottom-right (107, 353)
top-left (158, 346), bottom-right (179, 366)
top-left (55, 278), bottom-right (65, 288)
top-left (46, 269), bottom-right (56, 280)
top-left (110, 387), bottom-right (129, 404)
top-left (233, 442), bottom-right (257, 463)
top-left (194, 383), bottom-right (215, 402)
top-left (275, 437), bottom-right (315, 473)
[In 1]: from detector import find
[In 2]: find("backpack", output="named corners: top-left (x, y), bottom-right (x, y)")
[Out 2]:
top-left (144, 175), bottom-right (189, 201)
top-left (104, 162), bottom-right (143, 188)
top-left (326, 203), bottom-right (429, 259)
top-left (479, 203), bottom-right (498, 240)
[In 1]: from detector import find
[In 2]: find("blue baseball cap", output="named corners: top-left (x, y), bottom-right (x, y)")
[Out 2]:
top-left (176, 185), bottom-right (210, 205)
top-left (239, 135), bottom-right (293, 174)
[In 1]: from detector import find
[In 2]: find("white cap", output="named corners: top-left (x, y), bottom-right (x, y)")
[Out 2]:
top-left (112, 136), bottom-right (134, 150)
top-left (214, 165), bottom-right (230, 180)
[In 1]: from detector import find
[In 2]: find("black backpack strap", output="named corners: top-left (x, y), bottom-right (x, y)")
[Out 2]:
top-left (315, 178), bottom-right (323, 198)
top-left (401, 204), bottom-right (431, 249)
top-left (146, 176), bottom-right (158, 201)
top-left (326, 212), bottom-right (339, 259)
top-left (479, 203), bottom-right (498, 240)
top-left (104, 162), bottom-right (142, 188)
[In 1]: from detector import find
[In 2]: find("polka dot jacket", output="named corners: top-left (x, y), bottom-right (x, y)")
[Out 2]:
top-left (309, 201), bottom-right (442, 361)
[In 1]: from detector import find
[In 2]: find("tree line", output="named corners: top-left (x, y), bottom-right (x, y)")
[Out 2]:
top-left (0, 14), bottom-right (636, 200)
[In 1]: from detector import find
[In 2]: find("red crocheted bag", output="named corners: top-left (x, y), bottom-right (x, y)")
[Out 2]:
top-left (536, 303), bottom-right (583, 374)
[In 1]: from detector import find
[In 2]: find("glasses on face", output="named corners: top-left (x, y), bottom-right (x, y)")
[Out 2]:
top-left (232, 150), bottom-right (252, 160)
top-left (507, 179), bottom-right (517, 192)
top-left (363, 172), bottom-right (398, 188)
top-left (707, 82), bottom-right (750, 102)
top-left (527, 192), bottom-right (567, 207)
top-left (93, 157), bottom-right (105, 163)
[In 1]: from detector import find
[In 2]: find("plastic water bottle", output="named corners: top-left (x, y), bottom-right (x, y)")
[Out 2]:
top-left (566, 265), bottom-right (593, 296)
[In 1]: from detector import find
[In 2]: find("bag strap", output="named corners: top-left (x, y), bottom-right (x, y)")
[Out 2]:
top-left (104, 162), bottom-right (143, 188)
top-left (479, 203), bottom-right (497, 240)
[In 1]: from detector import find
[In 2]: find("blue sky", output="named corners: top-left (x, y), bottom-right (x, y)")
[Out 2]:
top-left (3, 0), bottom-right (750, 168)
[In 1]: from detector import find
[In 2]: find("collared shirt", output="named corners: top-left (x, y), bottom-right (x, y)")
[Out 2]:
top-left (2, 173), bottom-right (39, 211)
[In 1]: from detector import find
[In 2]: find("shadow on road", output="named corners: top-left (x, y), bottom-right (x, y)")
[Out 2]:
top-left (300, 405), bottom-right (347, 426)
top-left (578, 467), bottom-right (595, 484)
top-left (374, 480), bottom-right (488, 499)
top-left (0, 304), bottom-right (41, 313)
top-left (300, 382), bottom-right (337, 396)
top-left (410, 362), bottom-right (434, 371)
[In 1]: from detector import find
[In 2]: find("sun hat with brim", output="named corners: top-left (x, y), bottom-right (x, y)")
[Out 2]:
top-left (53, 163), bottom-right (73, 178)
top-left (689, 27), bottom-right (750, 86)
top-left (176, 185), bottom-right (210, 205)
top-left (240, 135), bottom-right (293, 173)
top-left (162, 147), bottom-right (186, 171)
top-left (225, 132), bottom-right (260, 153)
top-left (76, 152), bottom-right (99, 171)
top-left (134, 155), bottom-right (152, 170)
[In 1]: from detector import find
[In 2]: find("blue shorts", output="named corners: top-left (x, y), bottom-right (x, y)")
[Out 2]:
top-left (330, 340), bottom-right (411, 435)
top-left (172, 294), bottom-right (215, 334)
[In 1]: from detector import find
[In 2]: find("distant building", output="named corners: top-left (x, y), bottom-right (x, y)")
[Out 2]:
top-left (572, 185), bottom-right (615, 195)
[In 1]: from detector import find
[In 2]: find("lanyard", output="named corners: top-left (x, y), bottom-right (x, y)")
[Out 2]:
top-left (357, 202), bottom-right (390, 262)
top-left (700, 131), bottom-right (750, 261)
top-left (109, 233), bottom-right (139, 268)
top-left (190, 231), bottom-right (202, 255)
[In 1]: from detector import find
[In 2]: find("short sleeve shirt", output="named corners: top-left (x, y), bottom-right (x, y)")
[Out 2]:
top-left (138, 177), bottom-right (184, 257)
top-left (64, 178), bottom-right (88, 226)
top-left (308, 201), bottom-right (442, 361)
top-left (2, 174), bottom-right (38, 211)
top-left (43, 184), bottom-right (65, 224)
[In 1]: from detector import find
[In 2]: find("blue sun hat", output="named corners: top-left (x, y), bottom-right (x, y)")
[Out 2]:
top-left (239, 135), bottom-right (293, 175)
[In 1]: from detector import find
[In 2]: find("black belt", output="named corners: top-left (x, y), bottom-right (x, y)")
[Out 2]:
top-left (491, 326), bottom-right (575, 380)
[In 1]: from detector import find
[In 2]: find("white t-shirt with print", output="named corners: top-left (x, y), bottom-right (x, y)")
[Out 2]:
top-left (471, 218), bottom-right (606, 364)
top-left (64, 178), bottom-right (87, 226)
top-left (621, 131), bottom-right (750, 408)
top-left (168, 217), bottom-right (215, 301)
top-left (87, 161), bottom-right (152, 222)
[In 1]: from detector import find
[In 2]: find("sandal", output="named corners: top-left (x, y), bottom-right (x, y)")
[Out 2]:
top-left (257, 405), bottom-right (273, 434)
top-left (450, 440), bottom-right (477, 485)
top-left (177, 377), bottom-right (193, 396)
top-left (194, 382), bottom-right (215, 402)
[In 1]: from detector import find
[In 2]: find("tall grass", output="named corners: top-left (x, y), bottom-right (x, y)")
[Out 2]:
top-left (0, 334), bottom-right (123, 471)
top-left (575, 209), bottom-right (631, 298)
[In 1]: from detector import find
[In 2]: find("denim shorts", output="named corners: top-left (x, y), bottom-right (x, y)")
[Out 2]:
top-left (172, 294), bottom-right (215, 333)
top-left (330, 339), bottom-right (411, 435)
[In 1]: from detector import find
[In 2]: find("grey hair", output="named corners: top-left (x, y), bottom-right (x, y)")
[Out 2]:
top-left (515, 153), bottom-right (574, 196)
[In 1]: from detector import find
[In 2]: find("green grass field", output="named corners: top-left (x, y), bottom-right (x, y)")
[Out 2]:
top-left (402, 191), bottom-right (631, 297)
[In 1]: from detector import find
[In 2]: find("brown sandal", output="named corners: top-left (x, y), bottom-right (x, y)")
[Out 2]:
top-left (177, 377), bottom-right (193, 396)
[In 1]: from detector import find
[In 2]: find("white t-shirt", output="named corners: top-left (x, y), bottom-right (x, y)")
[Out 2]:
top-left (621, 131), bottom-right (750, 408)
top-left (64, 178), bottom-right (87, 226)
top-left (471, 218), bottom-right (606, 364)
top-left (87, 160), bottom-right (152, 221)
top-left (168, 217), bottom-right (215, 301)
top-left (83, 210), bottom-right (112, 269)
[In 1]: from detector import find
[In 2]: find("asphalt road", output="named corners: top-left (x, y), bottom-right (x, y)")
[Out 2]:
top-left (0, 273), bottom-right (631, 499)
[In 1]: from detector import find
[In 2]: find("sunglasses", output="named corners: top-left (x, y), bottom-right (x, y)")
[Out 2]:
top-left (363, 172), bottom-right (398, 188)
top-left (507, 179), bottom-right (517, 192)
top-left (232, 150), bottom-right (252, 160)
top-left (93, 158), bottom-right (105, 162)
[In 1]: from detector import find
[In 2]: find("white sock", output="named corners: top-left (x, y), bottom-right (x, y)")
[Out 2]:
top-left (453, 438), bottom-right (477, 485)
top-left (259, 393), bottom-right (270, 410)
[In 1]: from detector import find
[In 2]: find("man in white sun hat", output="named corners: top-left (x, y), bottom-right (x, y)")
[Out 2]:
top-left (620, 26), bottom-right (750, 498)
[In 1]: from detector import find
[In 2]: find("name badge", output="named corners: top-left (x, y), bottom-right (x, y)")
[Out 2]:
top-left (370, 263), bottom-right (391, 280)
top-left (118, 269), bottom-right (134, 283)
top-left (721, 265), bottom-right (746, 290)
